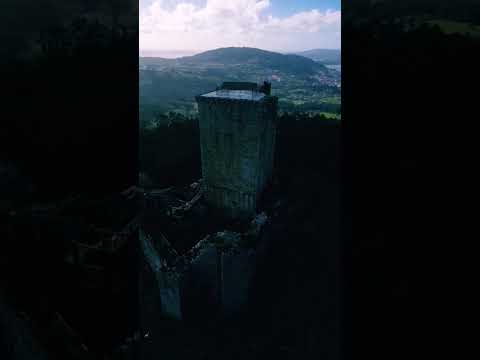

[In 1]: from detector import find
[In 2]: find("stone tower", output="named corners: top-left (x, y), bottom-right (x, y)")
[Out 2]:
top-left (195, 82), bottom-right (277, 219)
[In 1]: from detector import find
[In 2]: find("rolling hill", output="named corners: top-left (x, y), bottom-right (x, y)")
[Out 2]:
top-left (177, 47), bottom-right (328, 75)
top-left (140, 47), bottom-right (330, 74)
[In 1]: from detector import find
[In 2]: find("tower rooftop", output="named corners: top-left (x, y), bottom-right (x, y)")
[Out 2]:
top-left (199, 89), bottom-right (266, 101)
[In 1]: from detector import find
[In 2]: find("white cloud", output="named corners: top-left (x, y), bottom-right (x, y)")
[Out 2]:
top-left (140, 0), bottom-right (340, 54)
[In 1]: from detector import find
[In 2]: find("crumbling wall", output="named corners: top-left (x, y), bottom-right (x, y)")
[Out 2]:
top-left (140, 229), bottom-right (182, 320)
top-left (140, 204), bottom-right (270, 322)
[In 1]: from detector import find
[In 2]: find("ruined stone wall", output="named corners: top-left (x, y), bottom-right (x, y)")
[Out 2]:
top-left (140, 231), bottom-right (182, 322)
top-left (140, 210), bottom-right (270, 321)
top-left (197, 97), bottom-right (277, 218)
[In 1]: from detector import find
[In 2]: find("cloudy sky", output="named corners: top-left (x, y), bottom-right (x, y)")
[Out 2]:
top-left (140, 0), bottom-right (341, 56)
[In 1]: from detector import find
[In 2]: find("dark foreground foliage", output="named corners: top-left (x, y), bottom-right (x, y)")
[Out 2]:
top-left (1, 7), bottom-right (139, 360)
top-left (343, 2), bottom-right (480, 359)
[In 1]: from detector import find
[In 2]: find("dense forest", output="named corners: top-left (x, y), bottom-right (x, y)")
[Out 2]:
top-left (140, 112), bottom-right (339, 190)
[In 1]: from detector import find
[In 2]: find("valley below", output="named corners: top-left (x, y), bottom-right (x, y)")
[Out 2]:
top-left (139, 47), bottom-right (341, 126)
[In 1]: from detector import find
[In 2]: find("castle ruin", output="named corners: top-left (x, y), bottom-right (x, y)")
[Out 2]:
top-left (139, 81), bottom-right (278, 322)
top-left (195, 82), bottom-right (277, 219)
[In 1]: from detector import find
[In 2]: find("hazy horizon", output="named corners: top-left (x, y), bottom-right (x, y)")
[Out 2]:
top-left (139, 46), bottom-right (341, 58)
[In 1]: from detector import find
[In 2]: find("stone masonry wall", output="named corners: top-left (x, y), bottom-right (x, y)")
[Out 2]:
top-left (197, 96), bottom-right (277, 218)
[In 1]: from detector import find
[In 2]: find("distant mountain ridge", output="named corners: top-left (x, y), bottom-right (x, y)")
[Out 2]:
top-left (140, 47), bottom-right (329, 76)
top-left (293, 49), bottom-right (341, 65)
